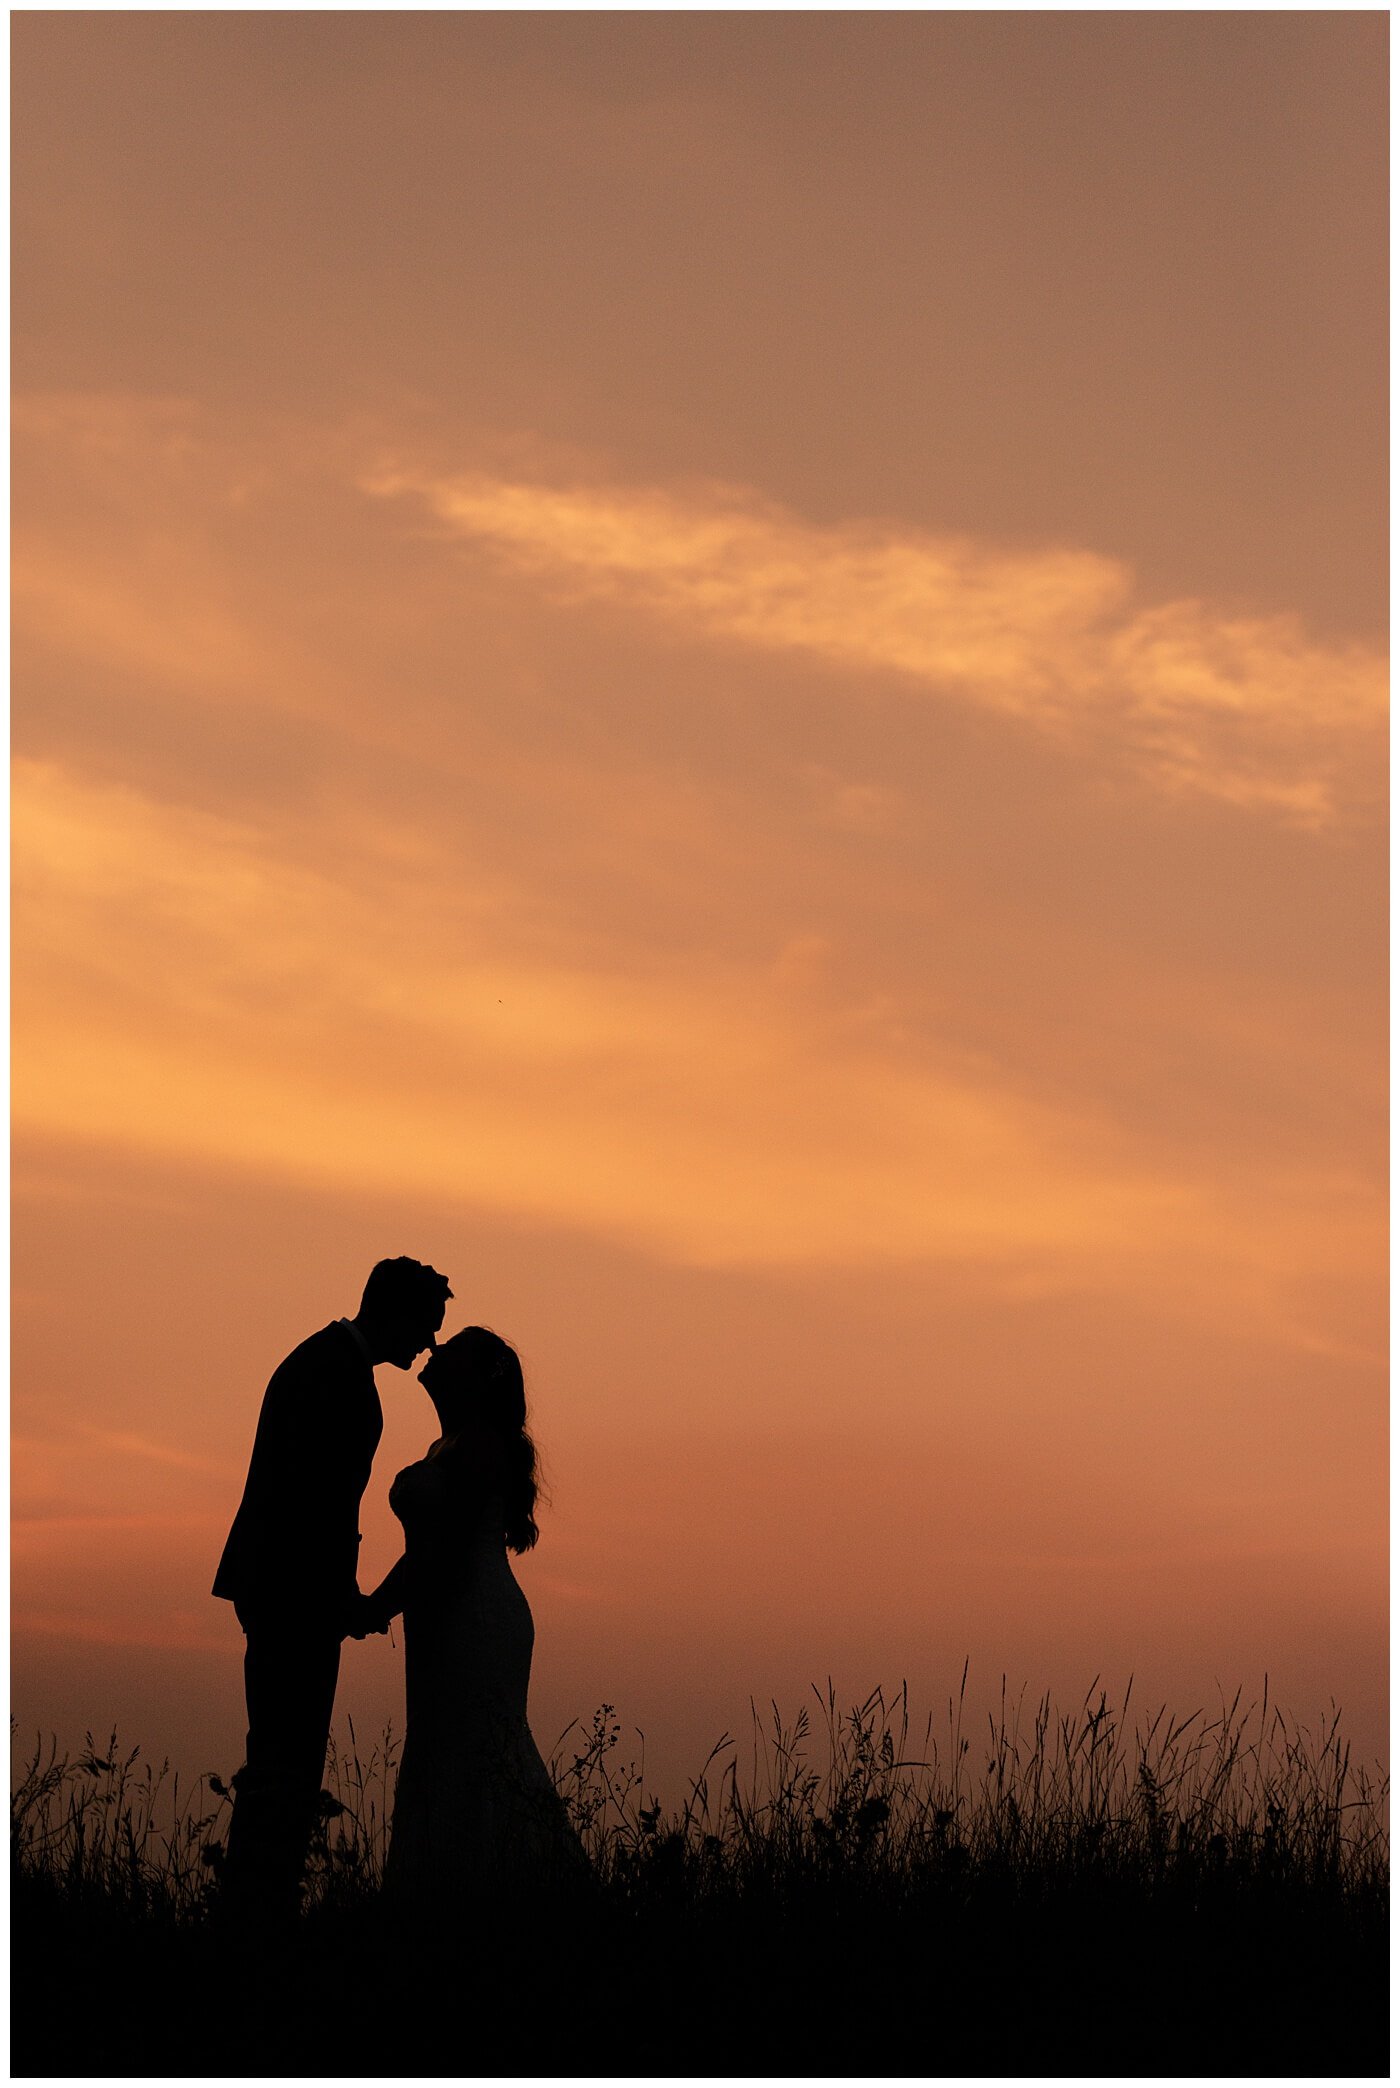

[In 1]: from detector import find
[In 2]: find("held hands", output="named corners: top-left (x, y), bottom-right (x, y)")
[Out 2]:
top-left (343, 1590), bottom-right (391, 1641)
top-left (342, 1558), bottom-right (407, 1639)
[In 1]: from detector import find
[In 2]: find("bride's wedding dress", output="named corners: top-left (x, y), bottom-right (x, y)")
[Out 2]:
top-left (384, 1447), bottom-right (586, 1904)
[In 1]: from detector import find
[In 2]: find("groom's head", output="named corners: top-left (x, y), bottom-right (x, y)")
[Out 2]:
top-left (357, 1257), bottom-right (453, 1369)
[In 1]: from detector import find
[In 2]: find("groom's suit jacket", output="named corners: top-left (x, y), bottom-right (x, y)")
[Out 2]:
top-left (213, 1322), bottom-right (383, 1631)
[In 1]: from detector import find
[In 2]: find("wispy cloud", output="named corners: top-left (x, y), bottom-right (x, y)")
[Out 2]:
top-left (16, 394), bottom-right (1383, 830)
top-left (12, 1512), bottom-right (217, 1536)
top-left (12, 1608), bottom-right (230, 1652)
top-left (12, 755), bottom-right (1380, 1313)
top-left (367, 467), bottom-right (1386, 825)
top-left (79, 1429), bottom-right (235, 1476)
top-left (9, 393), bottom-right (1384, 1328)
top-left (9, 1429), bottom-right (235, 1528)
top-left (12, 393), bottom-right (357, 729)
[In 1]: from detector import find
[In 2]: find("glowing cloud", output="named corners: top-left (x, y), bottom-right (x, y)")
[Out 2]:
top-left (12, 756), bottom-right (1380, 1316)
top-left (367, 467), bottom-right (1386, 825)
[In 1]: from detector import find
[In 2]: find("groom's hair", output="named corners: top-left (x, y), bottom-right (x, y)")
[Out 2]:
top-left (360, 1256), bottom-right (453, 1324)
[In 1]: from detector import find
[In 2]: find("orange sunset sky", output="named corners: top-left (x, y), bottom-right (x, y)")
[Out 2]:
top-left (11, 12), bottom-right (1388, 1794)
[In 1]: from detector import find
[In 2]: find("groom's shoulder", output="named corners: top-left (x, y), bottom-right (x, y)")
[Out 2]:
top-left (266, 1322), bottom-right (354, 1392)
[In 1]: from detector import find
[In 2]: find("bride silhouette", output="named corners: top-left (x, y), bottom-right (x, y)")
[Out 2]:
top-left (368, 1326), bottom-right (587, 1904)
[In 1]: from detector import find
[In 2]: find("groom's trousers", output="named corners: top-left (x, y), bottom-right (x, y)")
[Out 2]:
top-left (222, 1605), bottom-right (341, 1923)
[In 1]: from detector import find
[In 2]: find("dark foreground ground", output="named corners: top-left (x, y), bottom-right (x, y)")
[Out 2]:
top-left (12, 1867), bottom-right (1387, 2078)
top-left (13, 1689), bottom-right (1388, 2076)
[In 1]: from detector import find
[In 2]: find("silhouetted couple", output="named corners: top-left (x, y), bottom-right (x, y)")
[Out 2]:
top-left (213, 1257), bottom-right (584, 1926)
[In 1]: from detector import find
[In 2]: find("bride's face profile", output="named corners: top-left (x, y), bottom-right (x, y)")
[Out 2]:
top-left (420, 1328), bottom-right (522, 1443)
top-left (420, 1347), bottom-right (470, 1388)
top-left (419, 1344), bottom-right (477, 1435)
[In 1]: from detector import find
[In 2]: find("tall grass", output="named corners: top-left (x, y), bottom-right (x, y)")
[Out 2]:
top-left (11, 1731), bottom-right (227, 1922)
top-left (11, 1679), bottom-right (1387, 2076)
top-left (9, 1716), bottom-right (397, 1919)
top-left (13, 1674), bottom-right (1386, 1919)
top-left (549, 1675), bottom-right (1387, 1912)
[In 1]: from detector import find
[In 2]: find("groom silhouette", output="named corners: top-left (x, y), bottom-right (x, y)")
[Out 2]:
top-left (213, 1256), bottom-right (452, 1922)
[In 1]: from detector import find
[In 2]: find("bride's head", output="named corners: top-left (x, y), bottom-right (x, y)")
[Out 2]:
top-left (419, 1326), bottom-right (541, 1552)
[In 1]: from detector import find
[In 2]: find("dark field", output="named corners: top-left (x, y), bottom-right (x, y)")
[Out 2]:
top-left (11, 1683), bottom-right (1388, 2078)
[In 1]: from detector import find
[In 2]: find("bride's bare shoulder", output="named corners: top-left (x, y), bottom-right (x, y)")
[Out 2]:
top-left (429, 1420), bottom-right (499, 1469)
top-left (390, 1454), bottom-right (447, 1513)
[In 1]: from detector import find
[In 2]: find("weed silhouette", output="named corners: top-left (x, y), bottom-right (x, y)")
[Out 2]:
top-left (10, 1677), bottom-right (1389, 2076)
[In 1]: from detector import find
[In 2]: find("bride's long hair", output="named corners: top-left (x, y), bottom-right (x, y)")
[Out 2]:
top-left (433, 1325), bottom-right (541, 1553)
